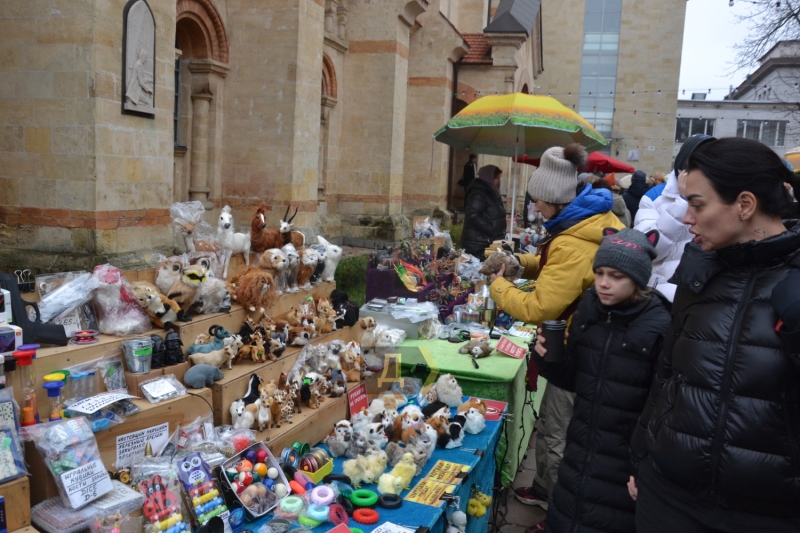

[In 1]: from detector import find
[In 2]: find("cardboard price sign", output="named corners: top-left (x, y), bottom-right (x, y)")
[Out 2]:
top-left (404, 478), bottom-right (456, 507)
top-left (348, 383), bottom-right (368, 415)
top-left (496, 336), bottom-right (527, 359)
top-left (60, 459), bottom-right (113, 508)
top-left (425, 460), bottom-right (470, 484)
top-left (115, 422), bottom-right (170, 468)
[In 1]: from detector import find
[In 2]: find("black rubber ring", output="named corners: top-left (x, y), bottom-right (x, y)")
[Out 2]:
top-left (337, 496), bottom-right (355, 516)
top-left (377, 494), bottom-right (403, 509)
top-left (280, 462), bottom-right (297, 478)
top-left (323, 473), bottom-right (352, 485)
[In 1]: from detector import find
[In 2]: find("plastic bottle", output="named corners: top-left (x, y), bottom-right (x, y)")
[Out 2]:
top-left (13, 350), bottom-right (37, 425)
top-left (43, 380), bottom-right (65, 421)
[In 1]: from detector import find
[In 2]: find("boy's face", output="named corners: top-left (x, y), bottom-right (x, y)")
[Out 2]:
top-left (594, 266), bottom-right (637, 306)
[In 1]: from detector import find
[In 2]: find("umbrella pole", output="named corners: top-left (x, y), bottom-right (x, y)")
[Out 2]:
top-left (509, 128), bottom-right (519, 242)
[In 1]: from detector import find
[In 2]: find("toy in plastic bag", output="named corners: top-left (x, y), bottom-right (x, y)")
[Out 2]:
top-left (31, 481), bottom-right (144, 533)
top-left (170, 201), bottom-right (218, 254)
top-left (139, 374), bottom-right (186, 404)
top-left (35, 272), bottom-right (102, 327)
top-left (176, 452), bottom-right (230, 526)
top-left (418, 318), bottom-right (443, 340)
top-left (35, 271), bottom-right (100, 336)
top-left (91, 265), bottom-right (151, 336)
top-left (131, 456), bottom-right (190, 533)
top-left (22, 417), bottom-right (113, 509)
top-left (0, 421), bottom-right (27, 483)
top-left (91, 511), bottom-right (142, 533)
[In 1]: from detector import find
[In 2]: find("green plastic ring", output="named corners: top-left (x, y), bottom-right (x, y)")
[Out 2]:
top-left (349, 529), bottom-right (364, 533)
top-left (279, 495), bottom-right (304, 514)
top-left (297, 515), bottom-right (323, 528)
top-left (292, 441), bottom-right (311, 456)
top-left (349, 489), bottom-right (378, 508)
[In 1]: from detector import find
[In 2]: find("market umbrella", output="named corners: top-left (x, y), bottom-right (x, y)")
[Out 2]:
top-left (784, 146), bottom-right (800, 170)
top-left (434, 93), bottom-right (607, 237)
top-left (515, 151), bottom-right (634, 174)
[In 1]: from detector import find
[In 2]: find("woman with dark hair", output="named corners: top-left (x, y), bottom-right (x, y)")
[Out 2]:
top-left (632, 137), bottom-right (800, 532)
top-left (461, 165), bottom-right (506, 259)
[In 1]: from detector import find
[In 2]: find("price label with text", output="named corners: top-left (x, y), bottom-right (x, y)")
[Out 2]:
top-left (348, 383), bottom-right (368, 415)
top-left (496, 336), bottom-right (527, 359)
top-left (60, 459), bottom-right (113, 508)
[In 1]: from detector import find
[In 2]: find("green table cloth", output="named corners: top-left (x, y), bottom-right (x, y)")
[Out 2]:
top-left (396, 336), bottom-right (544, 486)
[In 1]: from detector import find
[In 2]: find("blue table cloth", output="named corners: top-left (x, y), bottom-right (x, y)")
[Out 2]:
top-left (240, 398), bottom-right (503, 533)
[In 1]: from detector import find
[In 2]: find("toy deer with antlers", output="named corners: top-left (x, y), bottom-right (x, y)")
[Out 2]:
top-left (280, 206), bottom-right (305, 249)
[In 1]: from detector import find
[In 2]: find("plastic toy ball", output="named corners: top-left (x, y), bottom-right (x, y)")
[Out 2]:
top-left (267, 467), bottom-right (279, 479)
top-left (232, 481), bottom-right (246, 494)
top-left (225, 468), bottom-right (239, 481)
top-left (253, 463), bottom-right (268, 478)
top-left (256, 450), bottom-right (269, 463)
top-left (252, 472), bottom-right (262, 483)
top-left (236, 459), bottom-right (253, 473)
top-left (239, 471), bottom-right (254, 486)
top-left (244, 450), bottom-right (257, 463)
top-left (273, 483), bottom-right (288, 497)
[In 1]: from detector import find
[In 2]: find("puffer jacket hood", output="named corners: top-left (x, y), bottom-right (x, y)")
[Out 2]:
top-left (639, 221), bottom-right (800, 517)
top-left (539, 287), bottom-right (671, 533)
top-left (461, 177), bottom-right (506, 257)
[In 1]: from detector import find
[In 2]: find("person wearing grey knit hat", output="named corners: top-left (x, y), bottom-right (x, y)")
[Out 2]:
top-left (528, 143), bottom-right (588, 207)
top-left (592, 227), bottom-right (659, 305)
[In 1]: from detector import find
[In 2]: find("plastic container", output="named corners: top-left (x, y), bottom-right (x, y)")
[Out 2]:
top-left (122, 337), bottom-right (153, 374)
top-left (14, 350), bottom-right (37, 425)
top-left (219, 442), bottom-right (291, 522)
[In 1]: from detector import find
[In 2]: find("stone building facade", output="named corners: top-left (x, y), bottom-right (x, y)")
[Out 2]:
top-left (534, 0), bottom-right (686, 175)
top-left (0, 0), bottom-right (543, 271)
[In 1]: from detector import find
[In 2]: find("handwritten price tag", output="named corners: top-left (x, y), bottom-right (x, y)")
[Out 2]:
top-left (60, 459), bottom-right (113, 508)
top-left (495, 337), bottom-right (527, 359)
top-left (141, 379), bottom-right (177, 398)
top-left (68, 392), bottom-right (136, 415)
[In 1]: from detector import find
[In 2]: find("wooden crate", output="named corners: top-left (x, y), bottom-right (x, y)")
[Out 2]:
top-left (0, 476), bottom-right (30, 531)
top-left (211, 325), bottom-right (362, 426)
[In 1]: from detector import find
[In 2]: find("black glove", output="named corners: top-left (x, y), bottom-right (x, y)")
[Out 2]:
top-left (771, 269), bottom-right (800, 332)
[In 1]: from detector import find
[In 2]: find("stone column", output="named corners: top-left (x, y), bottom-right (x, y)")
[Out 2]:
top-left (485, 32), bottom-right (527, 94)
top-left (189, 84), bottom-right (213, 208)
top-left (325, 0), bottom-right (339, 34)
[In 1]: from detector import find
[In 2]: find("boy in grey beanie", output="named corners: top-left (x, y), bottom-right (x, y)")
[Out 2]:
top-left (592, 227), bottom-right (659, 304)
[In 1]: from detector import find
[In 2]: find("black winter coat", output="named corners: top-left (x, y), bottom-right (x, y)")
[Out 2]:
top-left (538, 287), bottom-right (670, 533)
top-left (635, 222), bottom-right (800, 518)
top-left (461, 178), bottom-right (506, 258)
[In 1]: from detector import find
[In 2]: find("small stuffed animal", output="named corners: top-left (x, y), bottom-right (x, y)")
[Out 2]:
top-left (184, 364), bottom-right (224, 388)
top-left (324, 420), bottom-right (353, 458)
top-left (359, 423), bottom-right (388, 449)
top-left (131, 281), bottom-right (189, 329)
top-left (230, 399), bottom-right (257, 430)
top-left (458, 338), bottom-right (493, 359)
top-left (343, 456), bottom-right (373, 488)
top-left (447, 510), bottom-right (468, 533)
top-left (256, 393), bottom-right (271, 432)
top-left (359, 317), bottom-right (378, 354)
top-left (289, 326), bottom-right (313, 346)
top-left (463, 407), bottom-right (486, 434)
top-left (164, 331), bottom-right (185, 365)
top-left (168, 264), bottom-right (207, 313)
top-left (377, 473), bottom-right (405, 495)
top-left (389, 453), bottom-right (417, 488)
top-left (156, 256), bottom-right (184, 295)
top-left (345, 433), bottom-right (371, 459)
top-left (269, 395), bottom-right (282, 428)
top-left (317, 236), bottom-right (343, 283)
top-left (435, 373), bottom-right (464, 408)
top-left (438, 414), bottom-right (466, 449)
top-left (457, 398), bottom-right (488, 415)
top-left (478, 248), bottom-right (524, 279)
top-left (188, 344), bottom-right (236, 370)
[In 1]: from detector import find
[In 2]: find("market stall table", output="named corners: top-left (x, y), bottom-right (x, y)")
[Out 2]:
top-left (396, 336), bottom-right (543, 487)
top-left (240, 399), bottom-right (504, 533)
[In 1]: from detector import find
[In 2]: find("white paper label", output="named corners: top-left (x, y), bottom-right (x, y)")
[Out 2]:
top-left (68, 392), bottom-right (137, 415)
top-left (371, 523), bottom-right (415, 533)
top-left (91, 482), bottom-right (142, 511)
top-left (60, 459), bottom-right (113, 508)
top-left (115, 422), bottom-right (170, 468)
top-left (54, 309), bottom-right (83, 337)
top-left (142, 379), bottom-right (177, 398)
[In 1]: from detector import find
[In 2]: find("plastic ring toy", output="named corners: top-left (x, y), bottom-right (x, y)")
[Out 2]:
top-left (297, 515), bottom-right (323, 528)
top-left (350, 489), bottom-right (378, 508)
top-left (292, 441), bottom-right (311, 456)
top-left (353, 508), bottom-right (380, 524)
top-left (306, 504), bottom-right (330, 522)
top-left (294, 471), bottom-right (314, 486)
top-left (349, 529), bottom-right (364, 533)
top-left (378, 493), bottom-right (403, 509)
top-left (333, 481), bottom-right (354, 499)
top-left (328, 503), bottom-right (349, 525)
top-left (322, 473), bottom-right (351, 485)
top-left (337, 495), bottom-right (355, 516)
top-left (288, 480), bottom-right (306, 495)
top-left (279, 495), bottom-right (304, 514)
top-left (311, 485), bottom-right (335, 506)
top-left (266, 518), bottom-right (291, 533)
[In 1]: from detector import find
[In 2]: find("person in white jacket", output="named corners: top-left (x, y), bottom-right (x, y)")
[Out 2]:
top-left (633, 135), bottom-right (715, 301)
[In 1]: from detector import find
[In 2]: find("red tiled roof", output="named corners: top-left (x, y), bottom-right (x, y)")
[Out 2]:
top-left (462, 33), bottom-right (492, 65)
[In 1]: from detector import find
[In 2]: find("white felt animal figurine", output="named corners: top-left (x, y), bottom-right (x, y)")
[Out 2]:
top-left (281, 243), bottom-right (300, 293)
top-left (217, 205), bottom-right (251, 279)
top-left (463, 407), bottom-right (486, 434)
top-left (230, 399), bottom-right (257, 430)
top-left (256, 393), bottom-right (271, 432)
top-left (359, 317), bottom-right (378, 354)
top-left (377, 473), bottom-right (405, 495)
top-left (435, 373), bottom-right (464, 408)
top-left (343, 455), bottom-right (375, 488)
top-left (421, 423), bottom-right (438, 454)
top-left (389, 452), bottom-right (417, 488)
top-left (438, 413), bottom-right (466, 449)
top-left (317, 235), bottom-right (342, 283)
top-left (188, 345), bottom-right (236, 370)
top-left (360, 423), bottom-right (389, 449)
top-left (447, 510), bottom-right (468, 533)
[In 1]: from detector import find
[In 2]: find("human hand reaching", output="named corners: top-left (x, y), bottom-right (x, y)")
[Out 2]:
top-left (534, 327), bottom-right (568, 358)
top-left (627, 476), bottom-right (638, 501)
top-left (489, 264), bottom-right (506, 283)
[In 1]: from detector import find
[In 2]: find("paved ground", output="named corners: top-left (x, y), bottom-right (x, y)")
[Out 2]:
top-left (496, 429), bottom-right (548, 533)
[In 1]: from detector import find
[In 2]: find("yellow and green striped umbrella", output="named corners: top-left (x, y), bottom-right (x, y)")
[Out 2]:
top-left (434, 93), bottom-right (607, 157)
top-left (784, 146), bottom-right (800, 170)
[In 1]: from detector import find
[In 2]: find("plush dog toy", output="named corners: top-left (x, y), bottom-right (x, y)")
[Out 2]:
top-left (131, 281), bottom-right (190, 329)
top-left (478, 248), bottom-right (524, 279)
top-left (458, 338), bottom-right (493, 359)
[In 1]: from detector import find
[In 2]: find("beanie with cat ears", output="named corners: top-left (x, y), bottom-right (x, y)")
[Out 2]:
top-left (592, 228), bottom-right (659, 288)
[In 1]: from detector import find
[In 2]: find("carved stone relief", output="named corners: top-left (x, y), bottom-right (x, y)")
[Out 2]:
top-left (122, 0), bottom-right (156, 116)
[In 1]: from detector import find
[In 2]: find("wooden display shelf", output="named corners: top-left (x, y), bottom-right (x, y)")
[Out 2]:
top-left (211, 325), bottom-right (361, 426)
top-left (27, 388), bottom-right (212, 506)
top-left (0, 475), bottom-right (30, 531)
top-left (8, 527), bottom-right (37, 533)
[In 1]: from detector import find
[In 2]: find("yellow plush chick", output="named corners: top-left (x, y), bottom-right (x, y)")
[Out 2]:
top-left (474, 491), bottom-right (493, 508)
top-left (389, 452), bottom-right (416, 489)
top-left (343, 456), bottom-right (369, 488)
top-left (377, 473), bottom-right (404, 495)
top-left (366, 450), bottom-right (389, 480)
top-left (467, 498), bottom-right (487, 517)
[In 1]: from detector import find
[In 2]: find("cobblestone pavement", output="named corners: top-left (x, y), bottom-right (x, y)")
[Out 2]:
top-left (497, 430), bottom-right (547, 533)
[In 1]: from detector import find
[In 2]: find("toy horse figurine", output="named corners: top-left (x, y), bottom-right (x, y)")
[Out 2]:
top-left (217, 205), bottom-right (251, 279)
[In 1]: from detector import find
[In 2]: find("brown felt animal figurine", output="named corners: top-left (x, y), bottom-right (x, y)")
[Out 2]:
top-left (297, 248), bottom-right (317, 290)
top-left (233, 270), bottom-right (277, 313)
top-left (259, 379), bottom-right (278, 398)
top-left (426, 414), bottom-right (449, 436)
top-left (288, 326), bottom-right (313, 346)
top-left (286, 307), bottom-right (303, 327)
top-left (131, 281), bottom-right (187, 329)
top-left (168, 264), bottom-right (207, 313)
top-left (250, 204), bottom-right (283, 254)
top-left (268, 395), bottom-right (283, 428)
top-left (235, 337), bottom-right (267, 364)
top-left (264, 338), bottom-right (282, 360)
top-left (458, 398), bottom-right (488, 415)
top-left (316, 297), bottom-right (334, 317)
top-left (478, 248), bottom-right (524, 279)
top-left (458, 338), bottom-right (494, 359)
top-left (257, 249), bottom-right (289, 282)
top-left (277, 372), bottom-right (290, 393)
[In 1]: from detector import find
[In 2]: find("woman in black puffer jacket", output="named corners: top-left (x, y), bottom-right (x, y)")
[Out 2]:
top-left (534, 228), bottom-right (670, 533)
top-left (461, 165), bottom-right (506, 259)
top-left (632, 138), bottom-right (800, 533)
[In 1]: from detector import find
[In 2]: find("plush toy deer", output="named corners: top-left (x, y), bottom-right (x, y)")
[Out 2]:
top-left (218, 205), bottom-right (251, 279)
top-left (279, 206), bottom-right (305, 249)
top-left (250, 204), bottom-right (283, 255)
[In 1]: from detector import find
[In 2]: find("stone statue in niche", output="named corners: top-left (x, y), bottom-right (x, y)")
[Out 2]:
top-left (122, 0), bottom-right (156, 116)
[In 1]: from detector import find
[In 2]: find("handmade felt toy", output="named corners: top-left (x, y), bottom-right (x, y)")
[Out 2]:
top-left (377, 473), bottom-right (405, 495)
top-left (184, 364), bottom-right (224, 388)
top-left (365, 450), bottom-right (389, 481)
top-left (188, 344), bottom-right (236, 370)
top-left (457, 398), bottom-right (488, 415)
top-left (217, 205), bottom-right (251, 279)
top-left (164, 331), bottom-right (184, 365)
top-left (156, 256), bottom-right (184, 295)
top-left (438, 413), bottom-right (466, 449)
top-left (309, 244), bottom-right (327, 284)
top-left (359, 317), bottom-right (378, 354)
top-left (297, 248), bottom-right (318, 290)
top-left (343, 456), bottom-right (374, 488)
top-left (419, 424), bottom-right (438, 455)
top-left (281, 243), bottom-right (301, 293)
top-left (188, 325), bottom-right (232, 355)
top-left (277, 206), bottom-right (306, 248)
top-left (131, 281), bottom-right (189, 329)
top-left (233, 269), bottom-right (277, 314)
top-left (194, 275), bottom-right (231, 314)
top-left (359, 423), bottom-right (388, 449)
top-left (324, 420), bottom-right (353, 458)
top-left (317, 236), bottom-right (342, 283)
top-left (269, 395), bottom-right (282, 428)
top-left (235, 337), bottom-right (268, 364)
top-left (251, 248), bottom-right (289, 294)
top-left (230, 399), bottom-right (257, 430)
top-left (238, 373), bottom-right (263, 406)
top-left (389, 453), bottom-right (417, 488)
top-left (168, 264), bottom-right (207, 313)
top-left (345, 433), bottom-right (372, 459)
top-left (256, 392), bottom-right (271, 432)
top-left (463, 407), bottom-right (486, 434)
top-left (478, 248), bottom-right (524, 279)
top-left (250, 204), bottom-right (283, 255)
top-left (435, 373), bottom-right (464, 408)
top-left (426, 414), bottom-right (449, 438)
top-left (458, 338), bottom-right (493, 359)
top-left (288, 326), bottom-right (313, 346)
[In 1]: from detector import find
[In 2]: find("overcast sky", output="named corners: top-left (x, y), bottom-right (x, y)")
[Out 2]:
top-left (679, 1), bottom-right (752, 101)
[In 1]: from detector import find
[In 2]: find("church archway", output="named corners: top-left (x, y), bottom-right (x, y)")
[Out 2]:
top-left (176, 0), bottom-right (229, 63)
top-left (322, 53), bottom-right (337, 99)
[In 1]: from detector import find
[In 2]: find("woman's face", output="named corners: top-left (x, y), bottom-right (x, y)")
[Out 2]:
top-left (493, 170), bottom-right (502, 188)
top-left (594, 267), bottom-right (637, 306)
top-left (682, 170), bottom-right (745, 251)
top-left (533, 199), bottom-right (559, 220)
